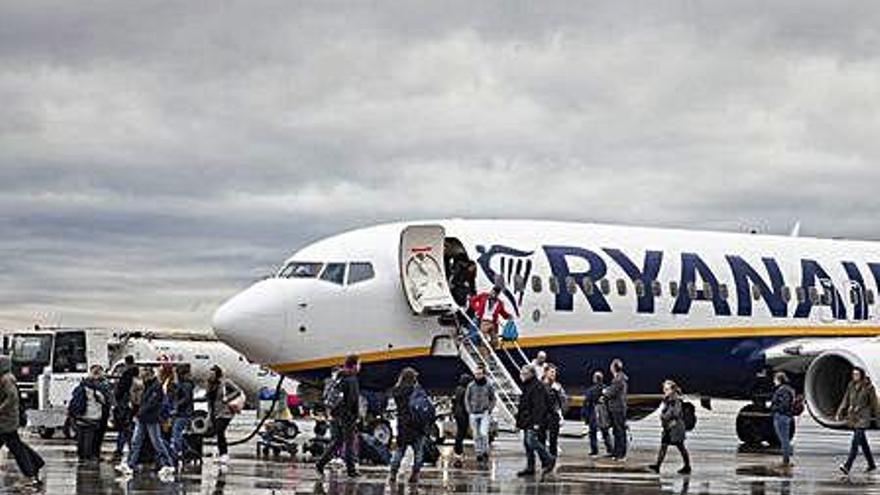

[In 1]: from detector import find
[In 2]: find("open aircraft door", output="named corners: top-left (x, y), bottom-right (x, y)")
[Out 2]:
top-left (400, 225), bottom-right (456, 315)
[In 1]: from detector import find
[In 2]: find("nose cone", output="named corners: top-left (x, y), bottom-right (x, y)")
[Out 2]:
top-left (212, 280), bottom-right (289, 364)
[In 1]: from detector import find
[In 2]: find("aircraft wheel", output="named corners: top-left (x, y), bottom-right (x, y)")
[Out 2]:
top-left (37, 427), bottom-right (55, 439)
top-left (735, 403), bottom-right (772, 446)
top-left (370, 420), bottom-right (393, 447)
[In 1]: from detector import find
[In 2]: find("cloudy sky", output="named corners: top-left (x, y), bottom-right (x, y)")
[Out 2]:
top-left (1, 1), bottom-right (879, 331)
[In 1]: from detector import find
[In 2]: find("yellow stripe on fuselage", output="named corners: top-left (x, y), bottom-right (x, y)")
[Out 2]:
top-left (268, 325), bottom-right (880, 374)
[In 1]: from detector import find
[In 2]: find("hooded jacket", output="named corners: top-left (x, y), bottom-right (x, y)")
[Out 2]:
top-left (659, 392), bottom-right (686, 444)
top-left (516, 376), bottom-right (549, 430)
top-left (465, 378), bottom-right (496, 415)
top-left (0, 356), bottom-right (20, 433)
top-left (138, 377), bottom-right (165, 423)
top-left (838, 379), bottom-right (880, 429)
top-left (391, 383), bottom-right (421, 446)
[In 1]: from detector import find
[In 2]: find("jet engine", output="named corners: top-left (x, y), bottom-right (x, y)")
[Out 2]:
top-left (804, 340), bottom-right (880, 429)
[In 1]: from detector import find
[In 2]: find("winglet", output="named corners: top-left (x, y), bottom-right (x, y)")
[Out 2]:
top-left (790, 221), bottom-right (801, 237)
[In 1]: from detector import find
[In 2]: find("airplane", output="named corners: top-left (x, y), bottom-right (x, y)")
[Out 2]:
top-left (212, 219), bottom-right (880, 446)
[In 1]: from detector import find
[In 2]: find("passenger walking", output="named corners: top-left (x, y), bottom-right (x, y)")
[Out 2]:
top-left (0, 355), bottom-right (44, 486)
top-left (93, 367), bottom-right (114, 461)
top-left (170, 364), bottom-right (195, 466)
top-left (531, 351), bottom-right (548, 381)
top-left (543, 364), bottom-right (567, 458)
top-left (112, 356), bottom-right (138, 460)
top-left (207, 365), bottom-right (244, 466)
top-left (466, 365), bottom-right (496, 466)
top-left (603, 358), bottom-right (629, 461)
top-left (70, 364), bottom-right (108, 462)
top-left (315, 354), bottom-right (361, 479)
top-left (452, 373), bottom-right (472, 467)
top-left (516, 365), bottom-right (555, 478)
top-left (770, 371), bottom-right (796, 467)
top-left (115, 367), bottom-right (175, 479)
top-left (582, 370), bottom-right (613, 457)
top-left (388, 368), bottom-right (432, 484)
top-left (470, 285), bottom-right (511, 350)
top-left (837, 367), bottom-right (879, 475)
top-left (648, 380), bottom-right (691, 474)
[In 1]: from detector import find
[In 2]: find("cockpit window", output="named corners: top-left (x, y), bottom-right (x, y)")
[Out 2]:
top-left (348, 262), bottom-right (375, 285)
top-left (320, 263), bottom-right (346, 285)
top-left (279, 262), bottom-right (323, 279)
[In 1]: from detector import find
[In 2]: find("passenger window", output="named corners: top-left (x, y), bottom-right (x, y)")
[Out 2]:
top-left (868, 289), bottom-right (876, 305)
top-left (652, 280), bottom-right (662, 297)
top-left (635, 280), bottom-right (645, 298)
top-left (796, 287), bottom-right (806, 303)
top-left (582, 277), bottom-right (595, 296)
top-left (549, 276), bottom-right (559, 294)
top-left (565, 276), bottom-right (578, 294)
top-left (781, 286), bottom-right (792, 303)
top-left (808, 287), bottom-right (820, 304)
top-left (687, 282), bottom-right (697, 299)
top-left (347, 262), bottom-right (375, 285)
top-left (616, 279), bottom-right (627, 296)
top-left (531, 275), bottom-right (543, 293)
top-left (703, 283), bottom-right (714, 300)
top-left (669, 281), bottom-right (679, 298)
top-left (599, 279), bottom-right (611, 295)
top-left (53, 331), bottom-right (87, 373)
top-left (320, 263), bottom-right (346, 285)
top-left (719, 284), bottom-right (729, 300)
top-left (514, 274), bottom-right (526, 292)
top-left (752, 284), bottom-right (761, 301)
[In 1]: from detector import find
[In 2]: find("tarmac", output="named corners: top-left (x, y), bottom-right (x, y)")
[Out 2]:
top-left (1, 400), bottom-right (880, 494)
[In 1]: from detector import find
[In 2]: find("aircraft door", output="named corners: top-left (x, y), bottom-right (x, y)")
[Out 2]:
top-left (818, 278), bottom-right (840, 323)
top-left (845, 281), bottom-right (869, 322)
top-left (400, 225), bottom-right (456, 315)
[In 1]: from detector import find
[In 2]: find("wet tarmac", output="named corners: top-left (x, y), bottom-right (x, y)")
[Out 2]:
top-left (1, 401), bottom-right (879, 494)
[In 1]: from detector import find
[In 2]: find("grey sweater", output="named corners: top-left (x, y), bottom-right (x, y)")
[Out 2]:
top-left (465, 379), bottom-right (496, 415)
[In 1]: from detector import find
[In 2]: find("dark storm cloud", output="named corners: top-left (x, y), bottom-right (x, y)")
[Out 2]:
top-left (1, 1), bottom-right (880, 330)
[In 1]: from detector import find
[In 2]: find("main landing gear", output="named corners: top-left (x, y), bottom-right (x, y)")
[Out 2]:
top-left (735, 402), bottom-right (795, 448)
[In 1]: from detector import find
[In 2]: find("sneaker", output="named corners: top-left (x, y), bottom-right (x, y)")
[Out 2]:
top-left (388, 470), bottom-right (398, 483)
top-left (516, 468), bottom-right (535, 477)
top-left (840, 464), bottom-right (850, 476)
top-left (115, 463), bottom-right (134, 477)
top-left (677, 466), bottom-right (692, 475)
top-left (407, 471), bottom-right (420, 484)
top-left (867, 465), bottom-right (877, 473)
top-left (648, 464), bottom-right (660, 473)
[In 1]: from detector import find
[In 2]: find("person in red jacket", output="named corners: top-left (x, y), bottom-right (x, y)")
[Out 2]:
top-left (469, 286), bottom-right (511, 350)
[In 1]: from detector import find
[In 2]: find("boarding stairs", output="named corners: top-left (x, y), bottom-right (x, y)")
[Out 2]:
top-left (454, 311), bottom-right (531, 430)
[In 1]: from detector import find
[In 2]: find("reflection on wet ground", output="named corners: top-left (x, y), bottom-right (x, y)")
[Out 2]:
top-left (1, 401), bottom-right (879, 494)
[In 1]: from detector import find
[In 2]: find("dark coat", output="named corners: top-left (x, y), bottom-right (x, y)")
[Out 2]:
top-left (603, 372), bottom-right (628, 414)
top-left (516, 377), bottom-right (549, 430)
top-left (173, 378), bottom-right (195, 418)
top-left (770, 384), bottom-right (795, 417)
top-left (452, 379), bottom-right (470, 423)
top-left (138, 378), bottom-right (164, 424)
top-left (0, 373), bottom-right (19, 434)
top-left (660, 393), bottom-right (686, 445)
top-left (392, 384), bottom-right (422, 446)
top-left (581, 383), bottom-right (603, 423)
top-left (838, 379), bottom-right (879, 429)
top-left (115, 366), bottom-right (138, 404)
top-left (337, 370), bottom-right (360, 422)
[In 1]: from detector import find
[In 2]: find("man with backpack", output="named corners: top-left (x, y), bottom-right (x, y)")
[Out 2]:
top-left (115, 367), bottom-right (175, 480)
top-left (516, 364), bottom-right (555, 478)
top-left (465, 365), bottom-right (496, 466)
top-left (170, 364), bottom-right (195, 467)
top-left (0, 355), bottom-right (43, 487)
top-left (770, 371), bottom-right (797, 468)
top-left (70, 364), bottom-right (109, 462)
top-left (315, 354), bottom-right (361, 480)
top-left (388, 367), bottom-right (435, 484)
top-left (582, 370), bottom-right (613, 457)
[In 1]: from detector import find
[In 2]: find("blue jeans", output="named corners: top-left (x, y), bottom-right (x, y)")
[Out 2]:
top-left (127, 420), bottom-right (173, 469)
top-left (390, 436), bottom-right (425, 474)
top-left (470, 412), bottom-right (491, 457)
top-left (845, 428), bottom-right (876, 471)
top-left (523, 429), bottom-right (553, 470)
top-left (588, 416), bottom-right (613, 455)
top-left (773, 413), bottom-right (792, 464)
top-left (171, 417), bottom-right (190, 461)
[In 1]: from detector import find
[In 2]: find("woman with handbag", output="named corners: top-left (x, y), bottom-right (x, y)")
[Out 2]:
top-left (207, 365), bottom-right (245, 465)
top-left (649, 380), bottom-right (691, 474)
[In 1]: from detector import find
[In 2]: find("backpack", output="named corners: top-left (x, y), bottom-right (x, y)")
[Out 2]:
top-left (501, 320), bottom-right (519, 342)
top-left (682, 401), bottom-right (697, 431)
top-left (68, 383), bottom-right (87, 417)
top-left (408, 387), bottom-right (436, 429)
top-left (322, 376), bottom-right (345, 413)
top-left (792, 393), bottom-right (806, 417)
